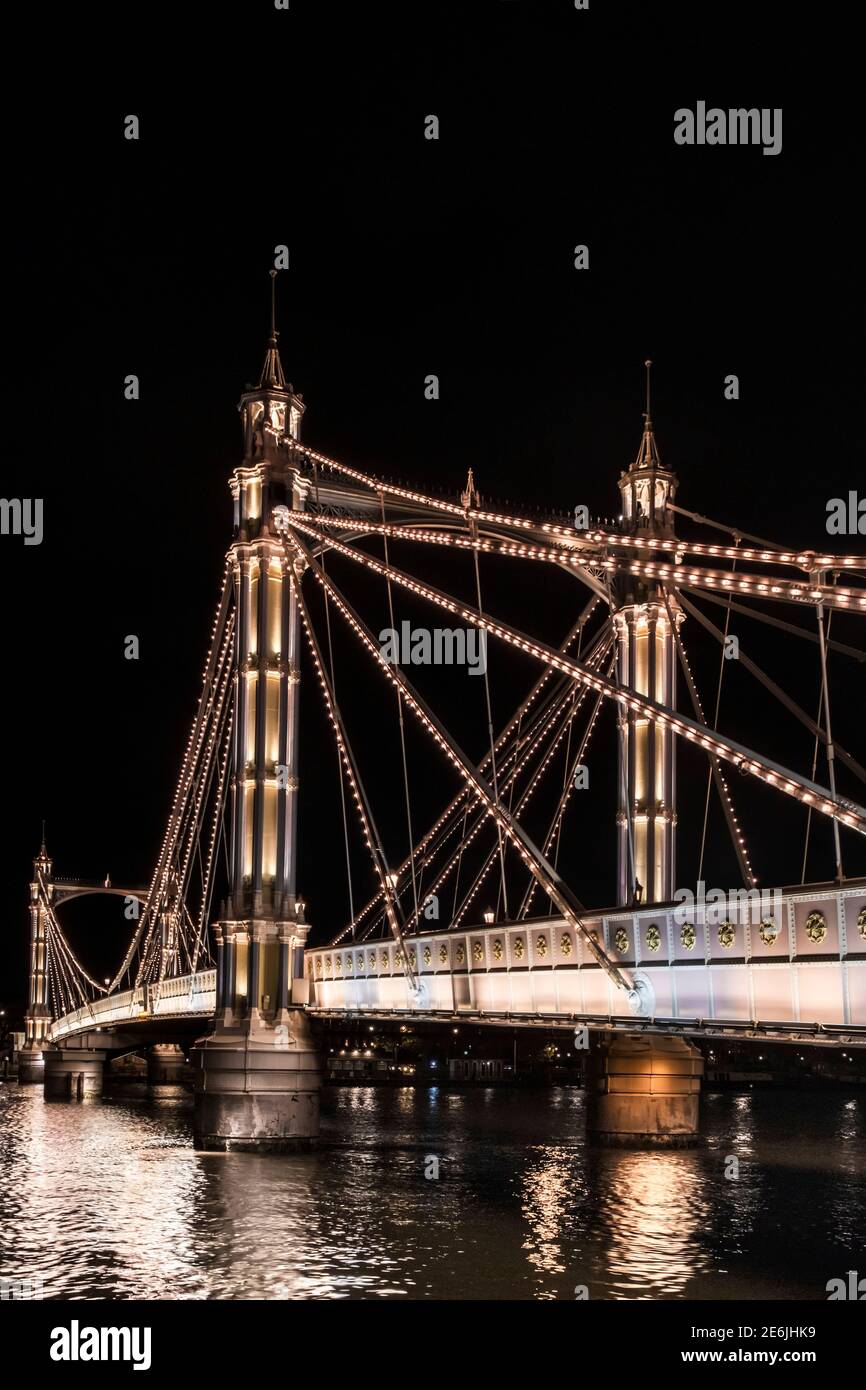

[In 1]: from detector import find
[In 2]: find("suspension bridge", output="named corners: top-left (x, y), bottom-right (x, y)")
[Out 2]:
top-left (20, 310), bottom-right (866, 1147)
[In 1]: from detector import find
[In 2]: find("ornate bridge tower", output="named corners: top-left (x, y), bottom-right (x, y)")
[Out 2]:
top-left (193, 297), bottom-right (321, 1150)
top-left (613, 367), bottom-right (681, 907)
top-left (19, 837), bottom-right (53, 1083)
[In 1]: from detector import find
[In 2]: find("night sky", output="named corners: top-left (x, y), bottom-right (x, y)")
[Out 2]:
top-left (2, 3), bottom-right (863, 1017)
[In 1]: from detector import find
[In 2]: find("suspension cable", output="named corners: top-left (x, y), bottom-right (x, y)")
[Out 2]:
top-left (468, 502), bottom-right (509, 918)
top-left (661, 588), bottom-right (756, 888)
top-left (698, 539), bottom-right (740, 881)
top-left (331, 599), bottom-right (601, 944)
top-left (313, 460), bottom-right (357, 932)
top-left (817, 583), bottom-right (844, 883)
top-left (279, 518), bottom-right (631, 990)
top-left (280, 512), bottom-right (865, 836)
top-left (284, 540), bottom-right (418, 991)
top-left (380, 487), bottom-right (421, 929)
top-left (521, 659), bottom-right (613, 920)
top-left (676, 589), bottom-right (864, 784)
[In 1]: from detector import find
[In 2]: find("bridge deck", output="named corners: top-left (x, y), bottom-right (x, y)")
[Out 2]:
top-left (48, 886), bottom-right (866, 1045)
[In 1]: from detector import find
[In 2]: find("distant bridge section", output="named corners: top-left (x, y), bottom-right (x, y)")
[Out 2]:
top-left (50, 970), bottom-right (216, 1043)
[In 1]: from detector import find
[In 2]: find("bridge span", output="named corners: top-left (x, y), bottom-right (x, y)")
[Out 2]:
top-left (305, 883), bottom-right (866, 1043)
top-left (48, 883), bottom-right (866, 1050)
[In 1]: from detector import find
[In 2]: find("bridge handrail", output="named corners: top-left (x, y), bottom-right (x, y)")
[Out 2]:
top-left (50, 970), bottom-right (217, 1041)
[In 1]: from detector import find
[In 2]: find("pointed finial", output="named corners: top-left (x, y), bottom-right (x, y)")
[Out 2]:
top-left (258, 270), bottom-right (287, 390)
top-left (461, 467), bottom-right (478, 510)
top-left (40, 819), bottom-right (46, 855)
top-left (632, 360), bottom-right (661, 470)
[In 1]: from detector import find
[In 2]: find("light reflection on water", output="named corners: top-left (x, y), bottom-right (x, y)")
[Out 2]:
top-left (0, 1082), bottom-right (862, 1300)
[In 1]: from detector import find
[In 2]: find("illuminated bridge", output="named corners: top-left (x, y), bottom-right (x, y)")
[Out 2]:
top-left (23, 317), bottom-right (866, 1148)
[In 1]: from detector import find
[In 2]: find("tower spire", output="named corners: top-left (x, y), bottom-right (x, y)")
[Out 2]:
top-left (259, 269), bottom-right (287, 390)
top-left (634, 358), bottom-right (661, 469)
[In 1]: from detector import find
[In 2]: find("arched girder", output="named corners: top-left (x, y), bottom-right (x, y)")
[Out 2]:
top-left (53, 885), bottom-right (149, 906)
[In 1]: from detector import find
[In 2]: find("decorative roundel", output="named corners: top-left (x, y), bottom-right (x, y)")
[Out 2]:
top-left (439, 943), bottom-right (448, 964)
top-left (493, 938), bottom-right (503, 961)
top-left (536, 935), bottom-right (548, 958)
top-left (614, 928), bottom-right (629, 953)
top-left (646, 924), bottom-right (661, 952)
top-left (423, 945), bottom-right (432, 966)
top-left (858, 907), bottom-right (866, 941)
top-left (680, 923), bottom-right (697, 951)
top-left (513, 937), bottom-right (525, 959)
top-left (718, 921), bottom-right (736, 949)
top-left (759, 918), bottom-right (779, 946)
top-left (472, 941), bottom-right (483, 964)
top-left (456, 942), bottom-right (466, 965)
top-left (805, 911), bottom-right (827, 944)
top-left (560, 933), bottom-right (573, 956)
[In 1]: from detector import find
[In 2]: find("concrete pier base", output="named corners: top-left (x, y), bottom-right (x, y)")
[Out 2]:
top-left (586, 1032), bottom-right (703, 1147)
top-left (43, 1048), bottom-right (106, 1101)
top-left (147, 1043), bottom-right (188, 1086)
top-left (17, 1045), bottom-right (45, 1084)
top-left (192, 1008), bottom-right (321, 1151)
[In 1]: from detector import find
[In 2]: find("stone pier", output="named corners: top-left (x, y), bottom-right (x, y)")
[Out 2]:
top-left (42, 1046), bottom-right (107, 1101)
top-left (147, 1043), bottom-right (188, 1085)
top-left (586, 1032), bottom-right (703, 1146)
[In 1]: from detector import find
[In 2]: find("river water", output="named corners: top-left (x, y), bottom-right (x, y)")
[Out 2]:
top-left (0, 1083), bottom-right (863, 1300)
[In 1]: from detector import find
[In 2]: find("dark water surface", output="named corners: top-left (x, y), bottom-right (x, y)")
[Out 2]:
top-left (1, 1083), bottom-right (863, 1300)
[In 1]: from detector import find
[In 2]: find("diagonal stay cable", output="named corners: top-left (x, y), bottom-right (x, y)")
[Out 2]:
top-left (278, 514), bottom-right (632, 990)
top-left (280, 510), bottom-right (866, 838)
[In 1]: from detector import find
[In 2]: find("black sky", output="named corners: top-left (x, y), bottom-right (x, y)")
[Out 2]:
top-left (2, 2), bottom-right (863, 1013)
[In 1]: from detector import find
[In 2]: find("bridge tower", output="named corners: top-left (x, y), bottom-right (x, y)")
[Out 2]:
top-left (19, 837), bottom-right (53, 1083)
top-left (587, 368), bottom-right (703, 1146)
top-left (612, 365), bottom-right (681, 907)
top-left (192, 291), bottom-right (321, 1150)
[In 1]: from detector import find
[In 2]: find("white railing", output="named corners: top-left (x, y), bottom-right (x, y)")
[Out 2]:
top-left (50, 971), bottom-right (217, 1042)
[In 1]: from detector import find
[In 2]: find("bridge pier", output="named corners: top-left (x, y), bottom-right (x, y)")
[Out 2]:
top-left (17, 1044), bottom-right (46, 1085)
top-left (193, 1006), bottom-right (320, 1152)
top-left (147, 1044), bottom-right (188, 1085)
top-left (585, 1032), bottom-right (703, 1147)
top-left (42, 1047), bottom-right (107, 1101)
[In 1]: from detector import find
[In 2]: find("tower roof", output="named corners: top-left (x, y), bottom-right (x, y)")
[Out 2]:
top-left (633, 413), bottom-right (661, 470)
top-left (259, 335), bottom-right (287, 391)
